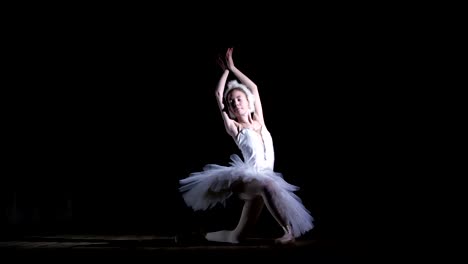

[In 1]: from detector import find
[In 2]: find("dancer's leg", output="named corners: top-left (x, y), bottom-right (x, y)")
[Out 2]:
top-left (260, 181), bottom-right (295, 244)
top-left (205, 180), bottom-right (265, 244)
top-left (205, 196), bottom-right (264, 243)
top-left (205, 179), bottom-right (295, 244)
top-left (232, 195), bottom-right (264, 237)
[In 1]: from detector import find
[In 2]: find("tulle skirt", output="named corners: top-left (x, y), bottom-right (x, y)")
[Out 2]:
top-left (179, 154), bottom-right (314, 238)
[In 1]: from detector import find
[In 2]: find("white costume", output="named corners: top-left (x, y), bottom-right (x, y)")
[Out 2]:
top-left (179, 125), bottom-right (314, 238)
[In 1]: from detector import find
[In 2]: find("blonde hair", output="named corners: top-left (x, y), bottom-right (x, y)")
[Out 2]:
top-left (224, 80), bottom-right (255, 119)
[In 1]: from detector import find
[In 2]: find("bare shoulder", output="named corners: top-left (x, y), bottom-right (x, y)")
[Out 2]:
top-left (225, 120), bottom-right (241, 138)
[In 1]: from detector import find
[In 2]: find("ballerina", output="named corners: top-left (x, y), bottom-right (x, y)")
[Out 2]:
top-left (179, 47), bottom-right (314, 244)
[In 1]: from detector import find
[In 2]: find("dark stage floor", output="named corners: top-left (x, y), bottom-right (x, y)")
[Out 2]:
top-left (0, 233), bottom-right (372, 262)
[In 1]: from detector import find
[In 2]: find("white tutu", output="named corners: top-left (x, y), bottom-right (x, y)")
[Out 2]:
top-left (179, 127), bottom-right (314, 238)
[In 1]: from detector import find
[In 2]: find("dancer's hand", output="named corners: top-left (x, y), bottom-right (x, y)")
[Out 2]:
top-left (225, 47), bottom-right (235, 70)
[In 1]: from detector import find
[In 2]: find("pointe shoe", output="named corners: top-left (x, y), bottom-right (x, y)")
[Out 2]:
top-left (275, 233), bottom-right (295, 245)
top-left (275, 225), bottom-right (295, 245)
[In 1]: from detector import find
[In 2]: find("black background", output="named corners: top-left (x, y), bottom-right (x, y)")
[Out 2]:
top-left (2, 5), bottom-right (434, 244)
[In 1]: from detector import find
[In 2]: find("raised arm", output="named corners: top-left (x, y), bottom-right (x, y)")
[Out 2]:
top-left (215, 56), bottom-right (237, 137)
top-left (225, 48), bottom-right (265, 126)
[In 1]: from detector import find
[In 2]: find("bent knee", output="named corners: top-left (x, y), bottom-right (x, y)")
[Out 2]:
top-left (244, 179), bottom-right (278, 195)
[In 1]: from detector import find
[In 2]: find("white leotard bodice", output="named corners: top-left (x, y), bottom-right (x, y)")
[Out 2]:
top-left (235, 127), bottom-right (275, 170)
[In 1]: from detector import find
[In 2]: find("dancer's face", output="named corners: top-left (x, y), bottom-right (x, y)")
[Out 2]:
top-left (227, 89), bottom-right (250, 117)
